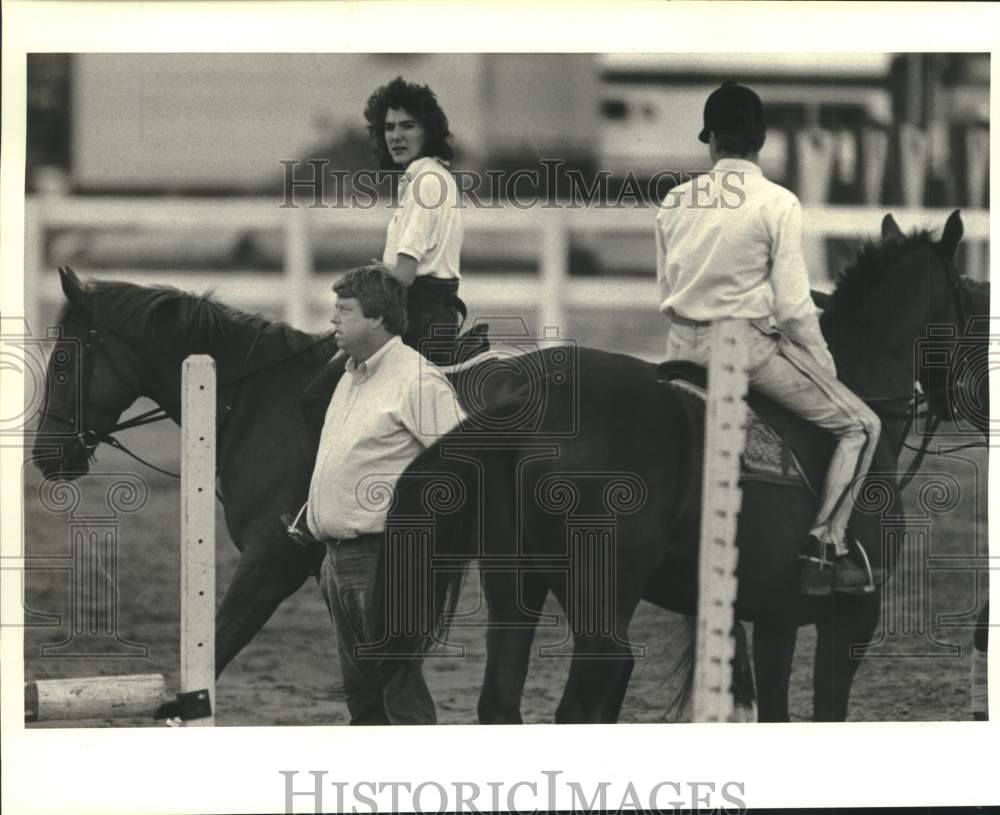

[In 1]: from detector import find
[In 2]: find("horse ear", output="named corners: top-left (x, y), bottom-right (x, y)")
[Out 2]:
top-left (58, 266), bottom-right (85, 304)
top-left (881, 214), bottom-right (904, 243)
top-left (810, 289), bottom-right (832, 312)
top-left (939, 210), bottom-right (964, 258)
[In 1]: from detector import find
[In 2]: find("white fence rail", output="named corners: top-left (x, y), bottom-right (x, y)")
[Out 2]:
top-left (23, 197), bottom-right (989, 339)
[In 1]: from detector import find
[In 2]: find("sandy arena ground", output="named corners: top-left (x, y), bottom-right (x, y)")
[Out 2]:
top-left (23, 417), bottom-right (988, 726)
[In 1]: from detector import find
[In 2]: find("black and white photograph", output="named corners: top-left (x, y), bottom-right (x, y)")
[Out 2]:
top-left (2, 2), bottom-right (996, 813)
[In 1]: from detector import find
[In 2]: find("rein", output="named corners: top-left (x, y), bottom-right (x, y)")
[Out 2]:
top-left (828, 250), bottom-right (981, 493)
top-left (42, 316), bottom-right (335, 483)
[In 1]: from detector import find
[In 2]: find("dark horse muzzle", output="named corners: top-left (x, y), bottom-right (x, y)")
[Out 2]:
top-left (32, 422), bottom-right (99, 481)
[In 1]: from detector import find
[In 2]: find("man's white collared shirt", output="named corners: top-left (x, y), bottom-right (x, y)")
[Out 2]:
top-left (306, 336), bottom-right (466, 540)
top-left (654, 158), bottom-right (819, 330)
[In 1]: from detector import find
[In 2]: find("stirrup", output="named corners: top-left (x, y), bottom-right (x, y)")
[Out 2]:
top-left (853, 540), bottom-right (876, 585)
top-left (836, 539), bottom-right (878, 594)
top-left (798, 537), bottom-right (834, 568)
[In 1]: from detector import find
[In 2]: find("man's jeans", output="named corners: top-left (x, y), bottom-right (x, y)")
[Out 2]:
top-left (320, 534), bottom-right (437, 725)
top-left (665, 320), bottom-right (881, 556)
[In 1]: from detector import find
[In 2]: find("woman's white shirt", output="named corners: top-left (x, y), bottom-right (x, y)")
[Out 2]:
top-left (382, 156), bottom-right (463, 280)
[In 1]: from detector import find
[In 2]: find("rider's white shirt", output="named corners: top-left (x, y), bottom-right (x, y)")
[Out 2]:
top-left (306, 336), bottom-right (466, 540)
top-left (654, 158), bottom-right (824, 350)
top-left (383, 156), bottom-right (463, 280)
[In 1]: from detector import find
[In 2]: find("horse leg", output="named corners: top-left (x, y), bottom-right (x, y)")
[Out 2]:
top-left (555, 636), bottom-right (635, 723)
top-left (477, 571), bottom-right (549, 724)
top-left (553, 582), bottom-right (641, 724)
top-left (751, 619), bottom-right (798, 722)
top-left (603, 647), bottom-right (636, 722)
top-left (731, 622), bottom-right (758, 721)
top-left (214, 534), bottom-right (318, 675)
top-left (972, 601), bottom-right (988, 721)
top-left (812, 592), bottom-right (880, 721)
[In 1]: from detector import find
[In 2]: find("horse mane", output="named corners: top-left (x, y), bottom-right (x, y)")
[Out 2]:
top-left (63, 278), bottom-right (319, 355)
top-left (825, 229), bottom-right (937, 319)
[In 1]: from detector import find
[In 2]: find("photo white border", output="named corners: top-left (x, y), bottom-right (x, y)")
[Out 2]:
top-left (2, 2), bottom-right (997, 812)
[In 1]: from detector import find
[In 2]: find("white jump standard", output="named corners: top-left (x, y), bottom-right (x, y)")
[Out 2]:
top-left (692, 320), bottom-right (750, 724)
top-left (24, 355), bottom-right (217, 726)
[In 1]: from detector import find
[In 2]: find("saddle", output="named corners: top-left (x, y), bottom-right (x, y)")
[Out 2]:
top-left (657, 360), bottom-right (900, 577)
top-left (657, 360), bottom-right (831, 494)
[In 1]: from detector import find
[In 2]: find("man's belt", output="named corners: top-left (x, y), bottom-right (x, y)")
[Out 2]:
top-left (669, 313), bottom-right (712, 328)
top-left (320, 531), bottom-right (383, 547)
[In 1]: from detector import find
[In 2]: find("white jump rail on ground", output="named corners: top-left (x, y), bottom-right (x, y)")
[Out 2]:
top-left (692, 320), bottom-right (751, 724)
top-left (24, 356), bottom-right (216, 726)
top-left (23, 198), bottom-right (989, 337)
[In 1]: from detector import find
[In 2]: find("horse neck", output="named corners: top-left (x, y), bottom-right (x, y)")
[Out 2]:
top-left (131, 314), bottom-right (266, 424)
top-left (825, 259), bottom-right (938, 462)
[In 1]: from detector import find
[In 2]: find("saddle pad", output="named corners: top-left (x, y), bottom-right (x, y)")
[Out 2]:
top-left (667, 379), bottom-right (812, 489)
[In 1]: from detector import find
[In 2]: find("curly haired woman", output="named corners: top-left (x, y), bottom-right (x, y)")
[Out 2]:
top-left (364, 76), bottom-right (465, 352)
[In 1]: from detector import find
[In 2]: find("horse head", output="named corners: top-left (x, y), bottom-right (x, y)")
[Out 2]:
top-left (32, 268), bottom-right (150, 480)
top-left (905, 211), bottom-right (991, 437)
top-left (832, 211), bottom-right (988, 438)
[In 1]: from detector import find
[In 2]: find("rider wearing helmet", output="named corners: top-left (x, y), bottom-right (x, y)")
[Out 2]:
top-left (655, 81), bottom-right (882, 595)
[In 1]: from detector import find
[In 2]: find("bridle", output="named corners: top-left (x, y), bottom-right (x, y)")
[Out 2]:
top-left (38, 315), bottom-right (159, 470)
top-left (835, 249), bottom-right (982, 491)
top-left (39, 313), bottom-right (335, 481)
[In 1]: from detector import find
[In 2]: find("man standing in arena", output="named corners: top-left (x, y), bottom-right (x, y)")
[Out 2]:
top-left (294, 263), bottom-right (466, 724)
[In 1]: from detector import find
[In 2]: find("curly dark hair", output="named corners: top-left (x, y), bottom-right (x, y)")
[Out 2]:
top-left (364, 76), bottom-right (455, 169)
top-left (333, 263), bottom-right (408, 336)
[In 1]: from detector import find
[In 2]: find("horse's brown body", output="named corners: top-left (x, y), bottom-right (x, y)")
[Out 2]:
top-left (31, 211), bottom-right (986, 722)
top-left (372, 211), bottom-right (988, 722)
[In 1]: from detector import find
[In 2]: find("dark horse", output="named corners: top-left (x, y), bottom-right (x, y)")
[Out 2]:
top-left (368, 210), bottom-right (989, 722)
top-left (33, 269), bottom-right (336, 676)
top-left (29, 269), bottom-right (591, 679)
top-left (32, 211), bottom-right (986, 721)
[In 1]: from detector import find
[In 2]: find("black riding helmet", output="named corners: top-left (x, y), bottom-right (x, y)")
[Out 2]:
top-left (699, 81), bottom-right (766, 144)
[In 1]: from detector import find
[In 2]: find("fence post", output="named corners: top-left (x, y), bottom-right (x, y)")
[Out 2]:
top-left (796, 128), bottom-right (836, 289)
top-left (693, 320), bottom-right (750, 723)
top-left (180, 355), bottom-right (216, 726)
top-left (898, 124), bottom-right (930, 208)
top-left (284, 207), bottom-right (312, 329)
top-left (539, 210), bottom-right (568, 335)
top-left (24, 198), bottom-right (45, 340)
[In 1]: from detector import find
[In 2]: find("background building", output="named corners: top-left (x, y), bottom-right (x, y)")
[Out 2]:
top-left (23, 52), bottom-right (990, 356)
top-left (27, 52), bottom-right (988, 203)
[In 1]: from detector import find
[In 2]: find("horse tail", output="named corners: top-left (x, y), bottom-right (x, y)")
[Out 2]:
top-left (663, 618), bottom-right (757, 722)
top-left (367, 444), bottom-right (481, 675)
top-left (664, 616), bottom-right (697, 721)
